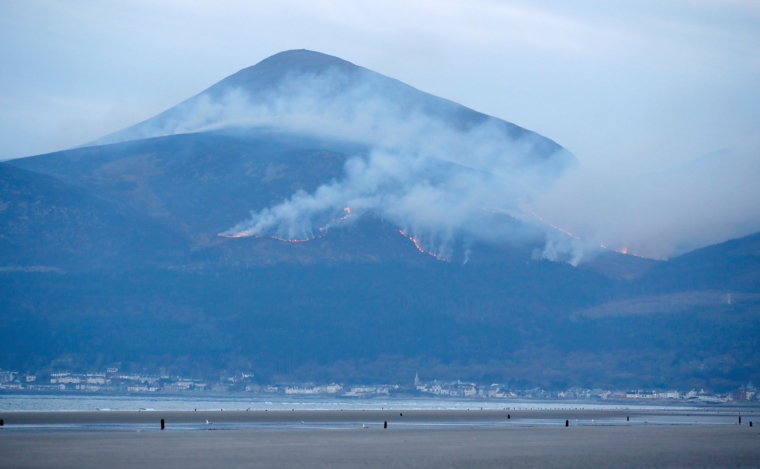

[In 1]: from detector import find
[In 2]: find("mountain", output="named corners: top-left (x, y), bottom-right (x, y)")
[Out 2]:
top-left (91, 50), bottom-right (572, 170)
top-left (1, 50), bottom-right (758, 391)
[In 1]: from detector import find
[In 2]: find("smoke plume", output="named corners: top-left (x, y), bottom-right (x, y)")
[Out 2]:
top-left (98, 57), bottom-right (760, 263)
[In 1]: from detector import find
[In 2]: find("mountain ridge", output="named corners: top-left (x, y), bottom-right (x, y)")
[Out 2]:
top-left (89, 50), bottom-right (573, 171)
top-left (1, 50), bottom-right (758, 390)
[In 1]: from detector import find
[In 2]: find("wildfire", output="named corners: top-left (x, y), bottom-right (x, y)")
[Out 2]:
top-left (479, 206), bottom-right (517, 219)
top-left (218, 232), bottom-right (259, 239)
top-left (599, 244), bottom-right (663, 260)
top-left (614, 247), bottom-right (655, 259)
top-left (398, 230), bottom-right (450, 262)
top-left (521, 208), bottom-right (580, 240)
top-left (218, 232), bottom-right (318, 242)
top-left (270, 236), bottom-right (316, 243)
top-left (399, 230), bottom-right (425, 253)
top-left (522, 209), bottom-right (666, 260)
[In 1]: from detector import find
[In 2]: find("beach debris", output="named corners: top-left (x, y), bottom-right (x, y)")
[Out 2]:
top-left (565, 420), bottom-right (569, 427)
top-left (384, 421), bottom-right (388, 429)
top-left (206, 420), bottom-right (212, 425)
top-left (161, 418), bottom-right (165, 430)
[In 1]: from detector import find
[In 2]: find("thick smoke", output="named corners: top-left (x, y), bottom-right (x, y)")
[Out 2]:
top-left (127, 67), bottom-right (578, 262)
top-left (104, 64), bottom-right (760, 263)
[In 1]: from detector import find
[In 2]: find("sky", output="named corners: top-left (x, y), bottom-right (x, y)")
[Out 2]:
top-left (1, 0), bottom-right (758, 174)
top-left (1, 0), bottom-right (759, 259)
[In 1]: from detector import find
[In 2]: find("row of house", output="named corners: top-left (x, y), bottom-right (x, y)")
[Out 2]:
top-left (413, 377), bottom-right (758, 402)
top-left (1, 369), bottom-right (757, 402)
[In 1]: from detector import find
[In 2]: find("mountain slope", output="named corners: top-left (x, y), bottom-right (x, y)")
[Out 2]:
top-left (2, 50), bottom-right (758, 391)
top-left (91, 50), bottom-right (573, 172)
top-left (0, 162), bottom-right (186, 271)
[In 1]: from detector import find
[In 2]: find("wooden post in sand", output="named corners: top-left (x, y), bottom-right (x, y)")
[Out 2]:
top-left (739, 416), bottom-right (741, 424)
top-left (161, 418), bottom-right (165, 430)
top-left (384, 421), bottom-right (388, 429)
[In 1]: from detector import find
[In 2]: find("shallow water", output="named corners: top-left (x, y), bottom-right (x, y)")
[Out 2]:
top-left (0, 393), bottom-right (704, 412)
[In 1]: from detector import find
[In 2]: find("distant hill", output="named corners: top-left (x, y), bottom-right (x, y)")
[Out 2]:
top-left (1, 50), bottom-right (758, 391)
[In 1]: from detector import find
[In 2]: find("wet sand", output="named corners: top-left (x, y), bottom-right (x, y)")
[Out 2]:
top-left (2, 425), bottom-right (760, 468)
top-left (1, 409), bottom-right (759, 468)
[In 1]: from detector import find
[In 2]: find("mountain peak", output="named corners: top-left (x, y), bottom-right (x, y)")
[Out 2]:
top-left (88, 49), bottom-right (572, 174)
top-left (250, 49), bottom-right (358, 74)
top-left (207, 50), bottom-right (360, 97)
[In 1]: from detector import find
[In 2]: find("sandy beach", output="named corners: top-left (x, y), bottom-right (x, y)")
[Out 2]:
top-left (2, 409), bottom-right (759, 468)
top-left (2, 424), bottom-right (759, 468)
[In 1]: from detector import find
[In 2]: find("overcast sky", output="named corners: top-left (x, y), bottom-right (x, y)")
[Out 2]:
top-left (1, 0), bottom-right (759, 176)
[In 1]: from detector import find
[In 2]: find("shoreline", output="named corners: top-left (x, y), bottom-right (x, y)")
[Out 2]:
top-left (1, 407), bottom-right (756, 427)
top-left (4, 390), bottom-right (757, 410)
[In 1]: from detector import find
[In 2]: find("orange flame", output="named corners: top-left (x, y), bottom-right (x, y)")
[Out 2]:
top-left (218, 232), bottom-right (259, 239)
top-left (521, 208), bottom-right (580, 240)
top-left (271, 236), bottom-right (315, 243)
top-left (398, 230), bottom-right (449, 262)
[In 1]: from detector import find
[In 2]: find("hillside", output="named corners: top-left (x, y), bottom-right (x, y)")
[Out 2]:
top-left (1, 50), bottom-right (759, 391)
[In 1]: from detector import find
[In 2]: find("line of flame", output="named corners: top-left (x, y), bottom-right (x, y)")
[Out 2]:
top-left (398, 230), bottom-right (449, 262)
top-left (522, 208), bottom-right (580, 240)
top-left (218, 232), bottom-right (259, 239)
top-left (271, 236), bottom-right (316, 243)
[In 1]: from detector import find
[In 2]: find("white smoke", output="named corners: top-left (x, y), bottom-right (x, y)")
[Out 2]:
top-left (102, 63), bottom-right (760, 264)
top-left (532, 145), bottom-right (760, 260)
top-left (124, 67), bottom-right (576, 262)
top-left (222, 149), bottom-right (553, 261)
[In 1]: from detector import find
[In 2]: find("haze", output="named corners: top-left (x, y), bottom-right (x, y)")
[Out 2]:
top-left (1, 0), bottom-right (759, 259)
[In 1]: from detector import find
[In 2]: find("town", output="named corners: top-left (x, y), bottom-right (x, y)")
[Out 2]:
top-left (0, 368), bottom-right (756, 403)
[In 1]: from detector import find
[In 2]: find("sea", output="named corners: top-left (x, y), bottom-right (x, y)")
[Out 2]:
top-left (0, 393), bottom-right (700, 412)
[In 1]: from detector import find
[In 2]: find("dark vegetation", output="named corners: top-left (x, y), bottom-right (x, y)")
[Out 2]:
top-left (1, 50), bottom-right (758, 391)
top-left (1, 131), bottom-right (758, 391)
